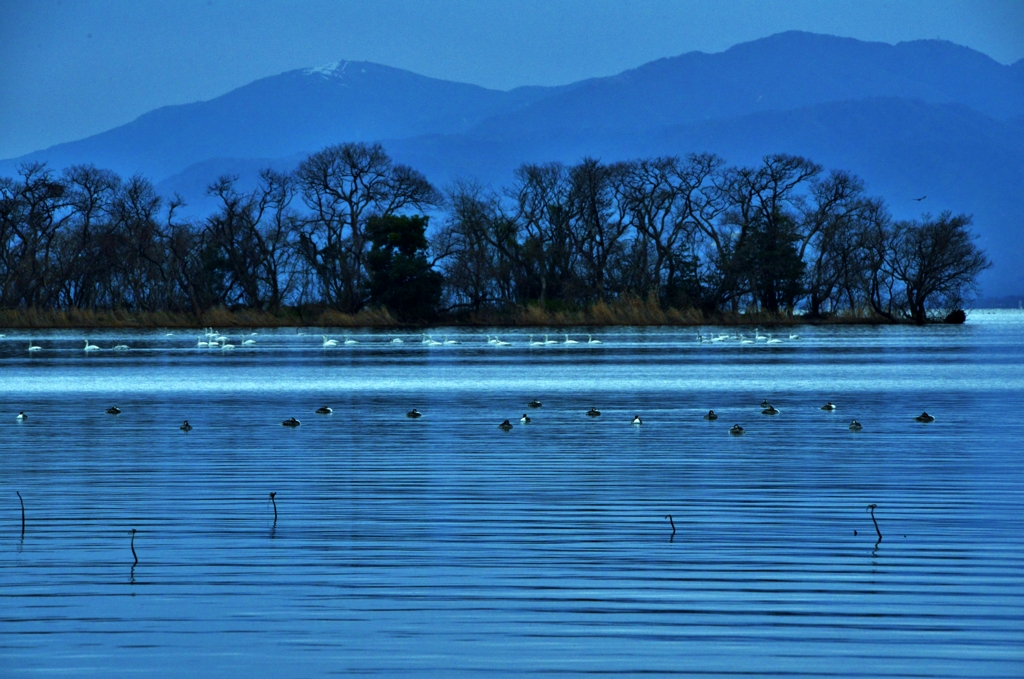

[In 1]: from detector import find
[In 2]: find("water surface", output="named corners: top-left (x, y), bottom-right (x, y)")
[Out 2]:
top-left (2, 313), bottom-right (1023, 677)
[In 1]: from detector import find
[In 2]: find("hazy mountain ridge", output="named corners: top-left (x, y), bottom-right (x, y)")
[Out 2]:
top-left (463, 31), bottom-right (1024, 139)
top-left (2, 61), bottom-right (558, 180)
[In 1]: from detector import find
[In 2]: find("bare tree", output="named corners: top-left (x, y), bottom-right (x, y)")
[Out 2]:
top-left (206, 170), bottom-right (299, 310)
top-left (295, 142), bottom-right (437, 312)
top-left (889, 212), bottom-right (991, 323)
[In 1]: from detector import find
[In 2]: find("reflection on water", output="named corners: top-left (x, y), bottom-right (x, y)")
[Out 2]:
top-left (2, 312), bottom-right (1024, 677)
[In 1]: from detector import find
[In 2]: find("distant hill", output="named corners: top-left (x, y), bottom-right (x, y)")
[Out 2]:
top-left (1, 61), bottom-right (556, 180)
top-left (467, 31), bottom-right (1024, 137)
top-left (3, 31), bottom-right (1023, 295)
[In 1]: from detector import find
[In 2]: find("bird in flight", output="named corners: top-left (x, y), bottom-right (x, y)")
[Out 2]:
top-left (913, 195), bottom-right (927, 201)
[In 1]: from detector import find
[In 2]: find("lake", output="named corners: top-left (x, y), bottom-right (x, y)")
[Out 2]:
top-left (2, 313), bottom-right (1023, 677)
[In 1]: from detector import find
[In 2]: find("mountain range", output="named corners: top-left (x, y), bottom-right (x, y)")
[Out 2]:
top-left (3, 31), bottom-right (1022, 297)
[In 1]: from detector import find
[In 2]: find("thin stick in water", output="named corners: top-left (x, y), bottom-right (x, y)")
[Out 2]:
top-left (16, 491), bottom-right (25, 537)
top-left (664, 514), bottom-right (676, 536)
top-left (270, 492), bottom-right (277, 523)
top-left (867, 503), bottom-right (882, 542)
top-left (130, 528), bottom-right (138, 565)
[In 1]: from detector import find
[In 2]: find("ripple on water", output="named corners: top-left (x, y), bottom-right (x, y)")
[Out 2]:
top-left (2, 318), bottom-right (1024, 677)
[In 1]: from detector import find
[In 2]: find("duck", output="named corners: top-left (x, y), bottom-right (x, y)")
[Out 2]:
top-left (84, 340), bottom-right (100, 351)
top-left (520, 414), bottom-right (531, 424)
top-left (106, 406), bottom-right (121, 415)
top-left (16, 411), bottom-right (27, 421)
top-left (406, 408), bottom-right (423, 418)
top-left (730, 424), bottom-right (745, 435)
top-left (28, 341), bottom-right (41, 352)
top-left (761, 405), bottom-right (780, 415)
top-left (179, 420), bottom-right (192, 432)
top-left (915, 412), bottom-right (935, 423)
top-left (498, 419), bottom-right (513, 431)
top-left (586, 408), bottom-right (601, 417)
top-left (849, 420), bottom-right (863, 431)
top-left (631, 415), bottom-right (642, 425)
top-left (821, 401), bottom-right (837, 411)
top-left (587, 334), bottom-right (602, 344)
top-left (527, 399), bottom-right (542, 409)
top-left (703, 410), bottom-right (719, 421)
top-left (281, 417), bottom-right (301, 427)
top-left (315, 406), bottom-right (333, 414)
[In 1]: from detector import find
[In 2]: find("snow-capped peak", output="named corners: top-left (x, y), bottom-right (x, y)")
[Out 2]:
top-left (304, 60), bottom-right (349, 77)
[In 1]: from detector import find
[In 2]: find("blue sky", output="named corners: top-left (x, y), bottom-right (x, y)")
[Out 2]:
top-left (1, 0), bottom-right (1022, 159)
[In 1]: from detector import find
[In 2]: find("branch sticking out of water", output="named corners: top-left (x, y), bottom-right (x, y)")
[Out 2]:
top-left (130, 528), bottom-right (138, 565)
top-left (16, 491), bottom-right (25, 538)
top-left (664, 514), bottom-right (676, 541)
top-left (270, 492), bottom-right (278, 524)
top-left (867, 504), bottom-right (882, 543)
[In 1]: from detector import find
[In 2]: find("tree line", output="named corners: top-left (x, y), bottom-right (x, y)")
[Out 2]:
top-left (0, 142), bottom-right (989, 324)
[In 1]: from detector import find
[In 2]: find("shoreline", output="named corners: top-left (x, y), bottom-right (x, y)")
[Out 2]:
top-left (0, 304), bottom-right (965, 330)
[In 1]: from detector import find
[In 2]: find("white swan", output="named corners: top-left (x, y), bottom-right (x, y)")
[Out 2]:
top-left (113, 343), bottom-right (129, 351)
top-left (563, 334), bottom-right (579, 344)
top-left (28, 341), bottom-right (41, 352)
top-left (739, 334), bottom-right (754, 345)
top-left (322, 335), bottom-right (338, 347)
top-left (544, 334), bottom-right (558, 345)
top-left (755, 327), bottom-right (766, 341)
top-left (766, 333), bottom-right (783, 344)
top-left (789, 332), bottom-right (800, 340)
top-left (529, 334), bottom-right (544, 346)
top-left (197, 337), bottom-right (209, 347)
top-left (344, 336), bottom-right (359, 345)
top-left (587, 334), bottom-right (602, 344)
top-left (495, 337), bottom-right (511, 346)
top-left (242, 339), bottom-right (257, 346)
top-left (443, 335), bottom-right (459, 345)
top-left (220, 342), bottom-right (235, 350)
top-left (84, 340), bottom-right (100, 351)
top-left (425, 336), bottom-right (442, 346)
top-left (486, 335), bottom-right (498, 345)
top-left (391, 337), bottom-right (404, 343)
